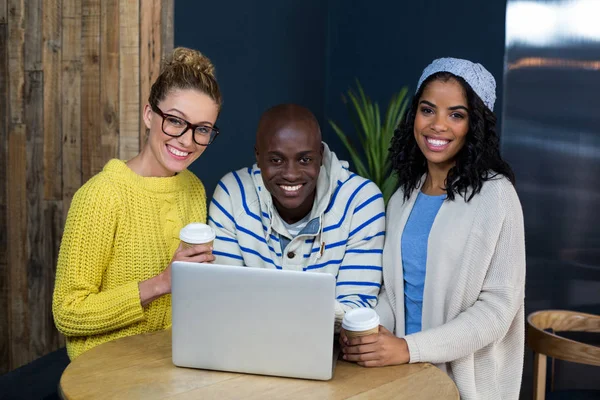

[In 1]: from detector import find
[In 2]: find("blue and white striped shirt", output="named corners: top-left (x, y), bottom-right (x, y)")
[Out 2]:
top-left (208, 143), bottom-right (385, 325)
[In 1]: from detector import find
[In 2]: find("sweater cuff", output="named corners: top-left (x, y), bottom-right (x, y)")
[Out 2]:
top-left (404, 334), bottom-right (421, 363)
top-left (112, 281), bottom-right (146, 324)
top-left (97, 280), bottom-right (146, 330)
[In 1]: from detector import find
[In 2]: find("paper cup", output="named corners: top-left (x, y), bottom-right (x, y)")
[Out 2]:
top-left (342, 308), bottom-right (380, 338)
top-left (179, 223), bottom-right (216, 252)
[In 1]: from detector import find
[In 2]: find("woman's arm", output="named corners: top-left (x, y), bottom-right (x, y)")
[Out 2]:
top-left (403, 188), bottom-right (525, 364)
top-left (52, 180), bottom-right (146, 337)
top-left (343, 184), bottom-right (526, 366)
top-left (52, 180), bottom-right (214, 337)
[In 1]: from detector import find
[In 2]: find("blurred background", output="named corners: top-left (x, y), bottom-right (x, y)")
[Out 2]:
top-left (0, 1), bottom-right (598, 398)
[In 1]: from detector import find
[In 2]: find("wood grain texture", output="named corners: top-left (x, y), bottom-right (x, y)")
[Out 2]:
top-left (99, 0), bottom-right (119, 169)
top-left (118, 0), bottom-right (140, 160)
top-left (161, 0), bottom-right (174, 58)
top-left (529, 310), bottom-right (600, 333)
top-left (81, 0), bottom-right (100, 183)
top-left (23, 0), bottom-right (42, 72)
top-left (0, 0), bottom-right (6, 24)
top-left (24, 70), bottom-right (47, 360)
top-left (61, 0), bottom-right (81, 220)
top-left (42, 0), bottom-right (62, 200)
top-left (533, 352), bottom-right (547, 400)
top-left (139, 0), bottom-right (161, 147)
top-left (44, 200), bottom-right (65, 349)
top-left (528, 310), bottom-right (600, 400)
top-left (7, 123), bottom-right (28, 369)
top-left (23, 0), bottom-right (44, 362)
top-left (0, 12), bottom-right (8, 374)
top-left (527, 310), bottom-right (600, 367)
top-left (7, 0), bottom-right (27, 371)
top-left (8, 0), bottom-right (24, 123)
top-left (59, 330), bottom-right (459, 400)
top-left (0, 5), bottom-right (6, 205)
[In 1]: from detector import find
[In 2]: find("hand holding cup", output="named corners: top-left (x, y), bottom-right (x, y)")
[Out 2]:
top-left (158, 223), bottom-right (216, 295)
top-left (340, 308), bottom-right (410, 367)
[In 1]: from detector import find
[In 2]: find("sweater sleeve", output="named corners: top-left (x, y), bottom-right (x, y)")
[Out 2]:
top-left (404, 188), bottom-right (526, 364)
top-left (53, 178), bottom-right (145, 337)
top-left (335, 182), bottom-right (385, 324)
top-left (209, 177), bottom-right (245, 266)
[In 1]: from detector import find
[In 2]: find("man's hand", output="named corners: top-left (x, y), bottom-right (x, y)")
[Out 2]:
top-left (340, 325), bottom-right (410, 367)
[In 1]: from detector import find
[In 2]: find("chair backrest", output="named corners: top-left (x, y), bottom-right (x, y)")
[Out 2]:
top-left (526, 310), bottom-right (600, 400)
top-left (527, 310), bottom-right (600, 366)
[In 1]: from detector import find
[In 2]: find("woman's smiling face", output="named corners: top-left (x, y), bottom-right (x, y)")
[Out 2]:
top-left (142, 88), bottom-right (219, 177)
top-left (413, 78), bottom-right (470, 170)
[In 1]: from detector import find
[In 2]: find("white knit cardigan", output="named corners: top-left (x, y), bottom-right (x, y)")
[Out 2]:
top-left (376, 176), bottom-right (526, 400)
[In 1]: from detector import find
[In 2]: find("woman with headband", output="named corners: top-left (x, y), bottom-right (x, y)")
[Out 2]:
top-left (340, 58), bottom-right (525, 400)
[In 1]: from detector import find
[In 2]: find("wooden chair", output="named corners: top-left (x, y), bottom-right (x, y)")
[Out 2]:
top-left (527, 310), bottom-right (600, 400)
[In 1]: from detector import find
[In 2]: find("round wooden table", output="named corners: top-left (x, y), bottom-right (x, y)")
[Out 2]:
top-left (59, 329), bottom-right (459, 399)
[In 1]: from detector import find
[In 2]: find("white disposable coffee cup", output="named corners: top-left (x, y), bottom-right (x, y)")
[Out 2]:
top-left (342, 308), bottom-right (380, 338)
top-left (179, 223), bottom-right (216, 252)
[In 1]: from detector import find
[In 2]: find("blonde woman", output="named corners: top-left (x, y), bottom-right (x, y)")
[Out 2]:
top-left (53, 47), bottom-right (221, 359)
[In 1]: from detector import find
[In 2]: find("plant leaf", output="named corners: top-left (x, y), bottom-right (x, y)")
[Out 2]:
top-left (331, 82), bottom-right (410, 205)
top-left (347, 90), bottom-right (375, 175)
top-left (329, 120), bottom-right (369, 179)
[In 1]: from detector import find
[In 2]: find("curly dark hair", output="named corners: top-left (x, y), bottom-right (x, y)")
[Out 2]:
top-left (390, 72), bottom-right (515, 202)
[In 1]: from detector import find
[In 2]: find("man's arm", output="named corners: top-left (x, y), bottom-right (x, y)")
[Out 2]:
top-left (334, 181), bottom-right (386, 327)
top-left (208, 178), bottom-right (245, 266)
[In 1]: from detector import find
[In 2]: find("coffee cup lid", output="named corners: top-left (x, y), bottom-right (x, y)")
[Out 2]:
top-left (179, 223), bottom-right (215, 244)
top-left (341, 308), bottom-right (380, 332)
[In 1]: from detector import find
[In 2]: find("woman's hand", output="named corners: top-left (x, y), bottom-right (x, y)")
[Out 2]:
top-left (138, 243), bottom-right (215, 306)
top-left (340, 325), bottom-right (410, 367)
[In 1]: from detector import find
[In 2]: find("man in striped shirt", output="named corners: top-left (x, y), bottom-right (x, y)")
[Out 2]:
top-left (208, 104), bottom-right (385, 330)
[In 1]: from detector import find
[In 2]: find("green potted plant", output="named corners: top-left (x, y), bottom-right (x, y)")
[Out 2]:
top-left (329, 80), bottom-right (409, 204)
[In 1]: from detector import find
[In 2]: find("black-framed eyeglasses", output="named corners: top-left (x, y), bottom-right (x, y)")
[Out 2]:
top-left (152, 105), bottom-right (219, 146)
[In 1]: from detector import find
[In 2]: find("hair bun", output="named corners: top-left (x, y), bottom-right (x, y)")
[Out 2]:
top-left (164, 47), bottom-right (215, 78)
top-left (150, 46), bottom-right (222, 110)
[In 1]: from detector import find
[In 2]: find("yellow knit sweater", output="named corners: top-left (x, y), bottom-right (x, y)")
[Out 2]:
top-left (53, 159), bottom-right (207, 359)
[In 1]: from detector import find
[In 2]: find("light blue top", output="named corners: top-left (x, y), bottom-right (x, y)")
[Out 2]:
top-left (401, 191), bottom-right (445, 335)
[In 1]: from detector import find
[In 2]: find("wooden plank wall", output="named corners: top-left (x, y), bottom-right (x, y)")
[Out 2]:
top-left (0, 0), bottom-right (174, 373)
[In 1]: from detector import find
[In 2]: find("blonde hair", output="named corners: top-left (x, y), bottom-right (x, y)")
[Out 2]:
top-left (148, 47), bottom-right (222, 110)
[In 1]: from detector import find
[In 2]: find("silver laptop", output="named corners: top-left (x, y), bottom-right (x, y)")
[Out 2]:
top-left (171, 261), bottom-right (336, 380)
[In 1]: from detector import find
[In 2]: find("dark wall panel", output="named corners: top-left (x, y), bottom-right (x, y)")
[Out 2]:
top-left (175, 1), bottom-right (328, 198)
